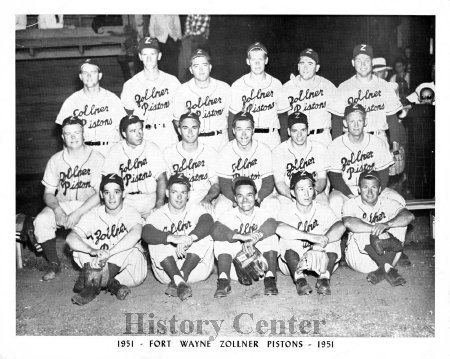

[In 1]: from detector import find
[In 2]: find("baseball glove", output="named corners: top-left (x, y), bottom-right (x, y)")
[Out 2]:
top-left (296, 249), bottom-right (328, 276)
top-left (233, 246), bottom-right (268, 283)
top-left (389, 146), bottom-right (405, 176)
top-left (370, 232), bottom-right (403, 256)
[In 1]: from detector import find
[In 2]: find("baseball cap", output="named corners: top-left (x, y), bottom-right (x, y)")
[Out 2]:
top-left (61, 116), bottom-right (85, 128)
top-left (232, 110), bottom-right (255, 127)
top-left (168, 173), bottom-right (191, 190)
top-left (179, 111), bottom-right (201, 125)
top-left (79, 58), bottom-right (101, 72)
top-left (190, 49), bottom-right (211, 63)
top-left (353, 43), bottom-right (374, 58)
top-left (372, 57), bottom-right (392, 72)
top-left (290, 170), bottom-right (315, 190)
top-left (100, 173), bottom-right (124, 192)
top-left (232, 176), bottom-right (257, 194)
top-left (138, 37), bottom-right (160, 52)
top-left (119, 115), bottom-right (143, 135)
top-left (344, 103), bottom-right (366, 117)
top-left (358, 170), bottom-right (381, 186)
top-left (247, 42), bottom-right (268, 56)
top-left (298, 48), bottom-right (319, 64)
top-left (288, 112), bottom-right (308, 129)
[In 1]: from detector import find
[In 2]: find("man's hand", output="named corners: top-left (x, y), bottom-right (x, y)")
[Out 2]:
top-left (308, 234), bottom-right (328, 248)
top-left (65, 210), bottom-right (82, 229)
top-left (176, 243), bottom-right (187, 259)
top-left (242, 241), bottom-right (256, 256)
top-left (168, 234), bottom-right (193, 247)
top-left (371, 223), bottom-right (389, 236)
top-left (54, 207), bottom-right (67, 227)
top-left (199, 199), bottom-right (214, 212)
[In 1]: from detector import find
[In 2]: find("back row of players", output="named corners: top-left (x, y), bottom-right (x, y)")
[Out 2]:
top-left (33, 38), bottom-right (414, 304)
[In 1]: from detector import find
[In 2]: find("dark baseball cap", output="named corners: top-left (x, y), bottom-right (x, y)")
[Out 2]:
top-left (232, 176), bottom-right (257, 194)
top-left (353, 43), bottom-right (374, 58)
top-left (247, 42), bottom-right (268, 56)
top-left (179, 111), bottom-right (201, 125)
top-left (190, 49), bottom-right (211, 63)
top-left (119, 115), bottom-right (143, 136)
top-left (344, 103), bottom-right (366, 117)
top-left (288, 112), bottom-right (308, 129)
top-left (79, 58), bottom-right (101, 72)
top-left (298, 48), bottom-right (319, 64)
top-left (358, 170), bottom-right (380, 186)
top-left (290, 170), bottom-right (315, 189)
top-left (232, 110), bottom-right (255, 127)
top-left (100, 173), bottom-right (124, 192)
top-left (138, 37), bottom-right (160, 52)
top-left (168, 173), bottom-right (191, 190)
top-left (61, 116), bottom-right (85, 128)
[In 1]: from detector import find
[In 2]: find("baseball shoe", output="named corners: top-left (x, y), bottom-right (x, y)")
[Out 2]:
top-left (385, 268), bottom-right (406, 287)
top-left (107, 278), bottom-right (131, 300)
top-left (42, 262), bottom-right (61, 281)
top-left (233, 260), bottom-right (253, 286)
top-left (71, 265), bottom-right (103, 305)
top-left (264, 277), bottom-right (278, 296)
top-left (165, 281), bottom-right (178, 297)
top-left (295, 278), bottom-right (313, 296)
top-left (316, 278), bottom-right (331, 295)
top-left (367, 266), bottom-right (386, 285)
top-left (73, 263), bottom-right (89, 293)
top-left (214, 278), bottom-right (231, 298)
top-left (398, 252), bottom-right (411, 267)
top-left (177, 282), bottom-right (192, 301)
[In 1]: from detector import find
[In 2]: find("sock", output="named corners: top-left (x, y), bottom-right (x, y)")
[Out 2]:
top-left (384, 263), bottom-right (393, 272)
top-left (217, 254), bottom-right (232, 279)
top-left (180, 253), bottom-right (200, 281)
top-left (284, 249), bottom-right (300, 280)
top-left (219, 272), bottom-right (228, 279)
top-left (326, 252), bottom-right (338, 276)
top-left (263, 250), bottom-right (278, 279)
top-left (173, 275), bottom-right (184, 286)
top-left (364, 245), bottom-right (397, 267)
top-left (319, 270), bottom-right (331, 279)
top-left (265, 271), bottom-right (274, 278)
top-left (160, 256), bottom-right (183, 283)
top-left (41, 238), bottom-right (59, 264)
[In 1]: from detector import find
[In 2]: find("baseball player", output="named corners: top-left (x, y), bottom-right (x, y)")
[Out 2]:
top-left (121, 37), bottom-right (181, 150)
top-left (173, 49), bottom-right (231, 151)
top-left (282, 48), bottom-right (340, 147)
top-left (215, 111), bottom-right (275, 218)
top-left (33, 116), bottom-right (104, 281)
top-left (142, 173), bottom-right (215, 301)
top-left (103, 115), bottom-right (167, 219)
top-left (211, 177), bottom-right (279, 297)
top-left (276, 171), bottom-right (345, 295)
top-left (56, 59), bottom-right (126, 156)
top-left (342, 170), bottom-right (415, 286)
top-left (163, 111), bottom-right (220, 211)
top-left (272, 112), bottom-right (330, 212)
top-left (66, 173), bottom-right (147, 305)
top-left (228, 42), bottom-right (290, 150)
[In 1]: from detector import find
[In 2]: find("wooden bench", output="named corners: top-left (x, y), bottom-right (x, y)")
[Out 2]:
top-left (405, 199), bottom-right (435, 239)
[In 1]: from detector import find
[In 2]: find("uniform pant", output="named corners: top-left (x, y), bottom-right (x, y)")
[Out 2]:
top-left (309, 129), bottom-right (332, 147)
top-left (148, 235), bottom-right (214, 284)
top-left (124, 193), bottom-right (156, 220)
top-left (198, 131), bottom-right (229, 152)
top-left (253, 130), bottom-right (281, 151)
top-left (144, 125), bottom-right (179, 151)
top-left (86, 142), bottom-right (116, 157)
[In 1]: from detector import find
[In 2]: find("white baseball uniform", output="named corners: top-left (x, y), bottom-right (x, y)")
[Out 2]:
top-left (34, 147), bottom-right (104, 243)
top-left (103, 140), bottom-right (167, 219)
top-left (56, 88), bottom-right (126, 156)
top-left (173, 78), bottom-right (231, 151)
top-left (72, 204), bottom-right (147, 287)
top-left (121, 70), bottom-right (181, 150)
top-left (283, 75), bottom-right (339, 146)
top-left (145, 203), bottom-right (214, 284)
top-left (230, 73), bottom-right (291, 149)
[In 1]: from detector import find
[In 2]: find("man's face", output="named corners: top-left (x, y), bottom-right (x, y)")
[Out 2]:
top-left (234, 184), bottom-right (256, 212)
top-left (293, 178), bottom-right (315, 206)
top-left (345, 111), bottom-right (366, 137)
top-left (101, 183), bottom-right (124, 211)
top-left (123, 122), bottom-right (143, 147)
top-left (233, 119), bottom-right (254, 147)
top-left (373, 70), bottom-right (387, 80)
top-left (167, 183), bottom-right (190, 210)
top-left (288, 123), bottom-right (308, 146)
top-left (360, 178), bottom-right (381, 205)
top-left (189, 56), bottom-right (211, 82)
top-left (62, 124), bottom-right (84, 149)
top-left (180, 118), bottom-right (200, 144)
top-left (352, 54), bottom-right (372, 77)
top-left (79, 63), bottom-right (102, 88)
top-left (246, 50), bottom-right (268, 76)
top-left (394, 62), bottom-right (405, 75)
top-left (298, 56), bottom-right (319, 81)
top-left (139, 48), bottom-right (161, 70)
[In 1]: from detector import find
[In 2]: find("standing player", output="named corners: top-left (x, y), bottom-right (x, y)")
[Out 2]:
top-left (33, 116), bottom-right (104, 281)
top-left (228, 42), bottom-right (290, 150)
top-left (66, 173), bottom-right (147, 305)
top-left (173, 49), bottom-right (231, 152)
top-left (342, 170), bottom-right (414, 286)
top-left (56, 59), bottom-right (126, 156)
top-left (282, 48), bottom-right (339, 147)
top-left (121, 37), bottom-right (181, 150)
top-left (277, 171), bottom-right (345, 295)
top-left (103, 115), bottom-right (167, 219)
top-left (143, 174), bottom-right (215, 301)
top-left (163, 111), bottom-right (220, 211)
top-left (211, 177), bottom-right (279, 297)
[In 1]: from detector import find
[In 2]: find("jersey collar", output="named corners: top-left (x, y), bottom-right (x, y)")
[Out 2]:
top-left (231, 138), bottom-right (258, 158)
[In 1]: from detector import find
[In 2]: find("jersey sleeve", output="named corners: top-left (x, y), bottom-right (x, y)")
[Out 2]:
top-left (383, 198), bottom-right (404, 219)
top-left (383, 81), bottom-right (403, 115)
top-left (373, 138), bottom-right (394, 171)
top-left (320, 205), bottom-right (339, 229)
top-left (342, 198), bottom-right (358, 218)
top-left (229, 80), bottom-right (243, 114)
top-left (89, 151), bottom-right (105, 192)
top-left (55, 95), bottom-right (75, 125)
top-left (120, 80), bottom-right (136, 112)
top-left (123, 206), bottom-right (143, 229)
top-left (327, 140), bottom-right (343, 173)
top-left (148, 143), bottom-right (168, 179)
top-left (272, 144), bottom-right (286, 179)
top-left (276, 83), bottom-right (291, 113)
top-left (206, 147), bottom-right (218, 179)
top-left (259, 144), bottom-right (274, 178)
top-left (73, 210), bottom-right (95, 240)
top-left (41, 155), bottom-right (60, 190)
top-left (172, 86), bottom-right (187, 121)
top-left (216, 146), bottom-right (233, 178)
top-left (313, 142), bottom-right (330, 172)
top-left (325, 81), bottom-right (341, 116)
top-left (102, 145), bottom-right (120, 175)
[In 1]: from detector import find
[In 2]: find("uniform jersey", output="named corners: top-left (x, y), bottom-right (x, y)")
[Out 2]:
top-left (173, 78), bottom-right (231, 132)
top-left (103, 140), bottom-right (167, 196)
top-left (216, 139), bottom-right (273, 191)
top-left (56, 88), bottom-right (126, 143)
top-left (336, 76), bottom-right (402, 132)
top-left (229, 73), bottom-right (290, 129)
top-left (282, 75), bottom-right (339, 130)
top-left (342, 196), bottom-right (403, 225)
top-left (42, 147), bottom-right (104, 202)
top-left (163, 142), bottom-right (217, 203)
top-left (328, 134), bottom-right (393, 195)
top-left (217, 206), bottom-right (274, 236)
top-left (273, 139), bottom-right (329, 187)
top-left (73, 204), bottom-right (142, 251)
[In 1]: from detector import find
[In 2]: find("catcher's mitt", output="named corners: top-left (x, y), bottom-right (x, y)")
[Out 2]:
top-left (233, 247), bottom-right (268, 283)
top-left (389, 146), bottom-right (405, 176)
top-left (370, 232), bottom-right (403, 256)
top-left (296, 249), bottom-right (328, 276)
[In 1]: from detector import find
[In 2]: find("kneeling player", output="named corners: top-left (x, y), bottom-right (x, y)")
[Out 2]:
top-left (277, 171), bottom-right (345, 295)
top-left (342, 170), bottom-right (415, 286)
top-left (211, 177), bottom-right (278, 298)
top-left (142, 174), bottom-right (215, 301)
top-left (66, 174), bottom-right (147, 305)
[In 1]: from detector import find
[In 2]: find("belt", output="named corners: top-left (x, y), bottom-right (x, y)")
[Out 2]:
top-left (145, 123), bottom-right (166, 129)
top-left (85, 141), bottom-right (109, 146)
top-left (367, 130), bottom-right (386, 135)
top-left (254, 128), bottom-right (277, 134)
top-left (199, 130), bottom-right (223, 137)
top-left (309, 128), bottom-right (327, 135)
top-left (127, 191), bottom-right (142, 195)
